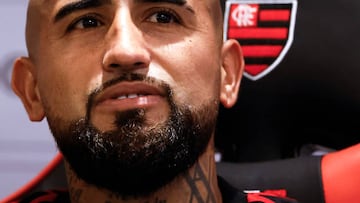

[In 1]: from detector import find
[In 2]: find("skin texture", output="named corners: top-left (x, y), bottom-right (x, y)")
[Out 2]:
top-left (11, 0), bottom-right (244, 202)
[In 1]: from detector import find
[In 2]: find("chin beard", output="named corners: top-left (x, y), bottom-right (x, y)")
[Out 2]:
top-left (46, 74), bottom-right (219, 198)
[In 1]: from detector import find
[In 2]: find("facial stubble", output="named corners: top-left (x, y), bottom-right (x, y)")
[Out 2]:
top-left (46, 74), bottom-right (219, 198)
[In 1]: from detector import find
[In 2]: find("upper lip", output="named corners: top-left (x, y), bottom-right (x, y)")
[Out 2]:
top-left (95, 81), bottom-right (166, 105)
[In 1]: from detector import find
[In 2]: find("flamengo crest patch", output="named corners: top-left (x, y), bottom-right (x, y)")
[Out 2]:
top-left (224, 0), bottom-right (297, 81)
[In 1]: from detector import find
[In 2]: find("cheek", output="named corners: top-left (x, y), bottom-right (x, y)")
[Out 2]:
top-left (162, 39), bottom-right (222, 104)
top-left (36, 52), bottom-right (103, 119)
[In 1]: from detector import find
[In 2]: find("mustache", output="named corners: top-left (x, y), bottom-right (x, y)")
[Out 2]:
top-left (85, 73), bottom-right (173, 123)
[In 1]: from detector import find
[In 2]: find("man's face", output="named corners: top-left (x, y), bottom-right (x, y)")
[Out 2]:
top-left (21, 0), bottom-right (228, 197)
top-left (31, 0), bottom-right (223, 129)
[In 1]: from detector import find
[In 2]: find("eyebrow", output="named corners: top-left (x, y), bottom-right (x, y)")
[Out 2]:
top-left (135, 0), bottom-right (187, 5)
top-left (54, 0), bottom-right (111, 23)
top-left (54, 0), bottom-right (193, 23)
top-left (139, 0), bottom-right (194, 14)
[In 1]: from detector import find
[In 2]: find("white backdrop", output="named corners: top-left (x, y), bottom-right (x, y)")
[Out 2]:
top-left (0, 1), bottom-right (59, 199)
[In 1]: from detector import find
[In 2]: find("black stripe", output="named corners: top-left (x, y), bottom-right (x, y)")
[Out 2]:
top-left (258, 21), bottom-right (290, 28)
top-left (237, 39), bottom-right (287, 46)
top-left (259, 3), bottom-right (292, 10)
top-left (245, 57), bottom-right (276, 65)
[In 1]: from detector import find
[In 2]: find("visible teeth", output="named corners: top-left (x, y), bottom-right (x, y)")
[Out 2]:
top-left (128, 94), bottom-right (138, 99)
top-left (117, 94), bottom-right (143, 100)
top-left (117, 95), bottom-right (127, 100)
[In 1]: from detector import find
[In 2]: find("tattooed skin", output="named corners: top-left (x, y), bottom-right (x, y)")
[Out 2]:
top-left (69, 187), bottom-right (83, 203)
top-left (143, 199), bottom-right (167, 203)
top-left (103, 196), bottom-right (167, 203)
top-left (66, 149), bottom-right (219, 203)
top-left (67, 170), bottom-right (84, 203)
top-left (184, 155), bottom-right (217, 203)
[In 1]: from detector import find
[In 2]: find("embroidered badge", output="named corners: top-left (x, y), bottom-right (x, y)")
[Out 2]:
top-left (224, 0), bottom-right (298, 81)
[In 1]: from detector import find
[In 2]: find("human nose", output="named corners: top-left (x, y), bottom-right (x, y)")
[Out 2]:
top-left (102, 11), bottom-right (150, 73)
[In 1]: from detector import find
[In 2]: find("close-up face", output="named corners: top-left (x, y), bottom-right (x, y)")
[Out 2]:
top-left (12, 0), bottom-right (242, 197)
top-left (29, 0), bottom-right (224, 131)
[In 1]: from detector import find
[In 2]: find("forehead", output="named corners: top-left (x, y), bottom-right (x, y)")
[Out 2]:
top-left (34, 0), bottom-right (210, 10)
top-left (30, 0), bottom-right (214, 23)
top-left (28, 0), bottom-right (220, 31)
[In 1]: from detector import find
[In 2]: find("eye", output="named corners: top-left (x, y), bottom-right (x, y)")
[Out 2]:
top-left (147, 9), bottom-right (180, 24)
top-left (68, 15), bottom-right (103, 30)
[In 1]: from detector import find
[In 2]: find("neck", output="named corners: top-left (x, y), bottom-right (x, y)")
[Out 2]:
top-left (64, 139), bottom-right (222, 203)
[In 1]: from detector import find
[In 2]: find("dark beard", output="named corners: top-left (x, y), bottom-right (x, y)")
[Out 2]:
top-left (46, 74), bottom-right (219, 198)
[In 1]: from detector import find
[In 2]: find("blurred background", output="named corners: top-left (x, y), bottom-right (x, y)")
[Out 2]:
top-left (0, 0), bottom-right (58, 199)
top-left (216, 0), bottom-right (360, 161)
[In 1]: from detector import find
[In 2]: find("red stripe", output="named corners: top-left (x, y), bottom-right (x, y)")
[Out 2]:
top-left (245, 64), bottom-right (268, 76)
top-left (31, 192), bottom-right (58, 203)
top-left (0, 153), bottom-right (64, 203)
top-left (247, 193), bottom-right (275, 203)
top-left (260, 10), bottom-right (290, 21)
top-left (228, 28), bottom-right (288, 39)
top-left (242, 45), bottom-right (283, 57)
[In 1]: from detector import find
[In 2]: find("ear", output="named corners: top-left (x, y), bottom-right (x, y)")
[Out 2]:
top-left (220, 39), bottom-right (244, 108)
top-left (11, 57), bottom-right (45, 121)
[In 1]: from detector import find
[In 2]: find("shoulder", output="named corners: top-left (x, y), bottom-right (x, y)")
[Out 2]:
top-left (245, 190), bottom-right (299, 203)
top-left (218, 176), bottom-right (299, 203)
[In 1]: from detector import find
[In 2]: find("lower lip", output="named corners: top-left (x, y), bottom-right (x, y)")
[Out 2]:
top-left (95, 95), bottom-right (165, 112)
